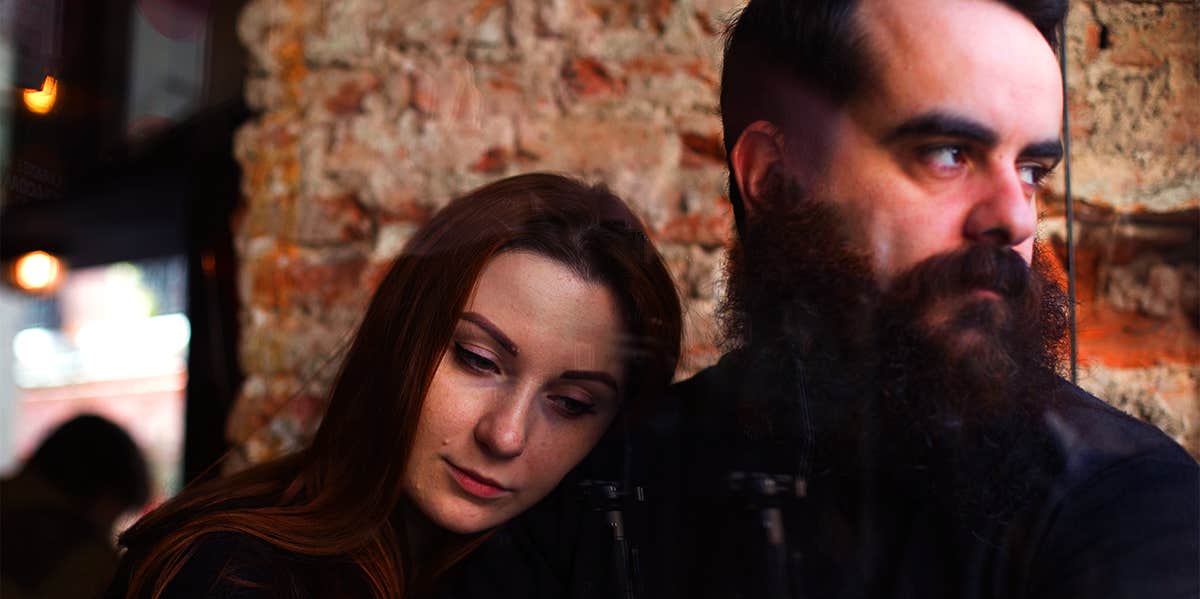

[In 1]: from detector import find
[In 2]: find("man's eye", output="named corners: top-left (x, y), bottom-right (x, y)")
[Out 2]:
top-left (1018, 163), bottom-right (1050, 187)
top-left (550, 395), bottom-right (597, 418)
top-left (920, 145), bottom-right (967, 175)
top-left (454, 344), bottom-right (499, 374)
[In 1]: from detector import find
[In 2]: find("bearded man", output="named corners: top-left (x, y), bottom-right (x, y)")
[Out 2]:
top-left (438, 1), bottom-right (1198, 598)
top-left (620, 0), bottom-right (1199, 597)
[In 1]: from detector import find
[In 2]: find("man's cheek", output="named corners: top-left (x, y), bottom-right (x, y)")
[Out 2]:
top-left (872, 209), bottom-right (949, 279)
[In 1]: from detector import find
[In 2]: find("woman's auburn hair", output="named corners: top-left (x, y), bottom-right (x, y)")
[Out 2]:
top-left (118, 173), bottom-right (683, 598)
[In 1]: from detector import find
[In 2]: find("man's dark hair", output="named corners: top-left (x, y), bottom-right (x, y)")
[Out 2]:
top-left (720, 0), bottom-right (1068, 235)
top-left (26, 414), bottom-right (150, 509)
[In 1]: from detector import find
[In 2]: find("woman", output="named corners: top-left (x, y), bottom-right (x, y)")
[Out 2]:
top-left (111, 173), bottom-right (682, 598)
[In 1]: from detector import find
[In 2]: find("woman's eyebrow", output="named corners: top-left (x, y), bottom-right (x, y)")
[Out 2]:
top-left (461, 312), bottom-right (519, 356)
top-left (561, 370), bottom-right (619, 392)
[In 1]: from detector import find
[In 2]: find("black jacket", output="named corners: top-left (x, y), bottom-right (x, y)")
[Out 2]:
top-left (449, 354), bottom-right (1200, 599)
top-left (108, 356), bottom-right (1200, 598)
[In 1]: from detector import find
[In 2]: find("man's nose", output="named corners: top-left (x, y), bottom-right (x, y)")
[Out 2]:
top-left (473, 393), bottom-right (532, 459)
top-left (963, 166), bottom-right (1037, 249)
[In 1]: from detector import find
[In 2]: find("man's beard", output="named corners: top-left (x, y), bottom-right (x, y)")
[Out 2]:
top-left (876, 237), bottom-right (1071, 422)
top-left (720, 176), bottom-right (1072, 522)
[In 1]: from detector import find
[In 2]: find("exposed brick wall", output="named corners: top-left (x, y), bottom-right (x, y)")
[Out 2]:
top-left (228, 0), bottom-right (1199, 464)
top-left (1045, 0), bottom-right (1199, 455)
top-left (1065, 0), bottom-right (1198, 211)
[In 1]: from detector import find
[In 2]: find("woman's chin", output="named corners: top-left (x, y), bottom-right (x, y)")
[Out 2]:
top-left (418, 498), bottom-right (511, 535)
top-left (437, 515), bottom-right (493, 535)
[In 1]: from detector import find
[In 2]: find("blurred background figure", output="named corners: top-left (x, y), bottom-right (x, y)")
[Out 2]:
top-left (1, 414), bottom-right (150, 599)
top-left (1, 0), bottom-right (247, 501)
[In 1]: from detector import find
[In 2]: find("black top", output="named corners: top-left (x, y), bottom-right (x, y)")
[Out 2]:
top-left (448, 355), bottom-right (1200, 599)
top-left (106, 356), bottom-right (1200, 599)
top-left (105, 533), bottom-right (353, 599)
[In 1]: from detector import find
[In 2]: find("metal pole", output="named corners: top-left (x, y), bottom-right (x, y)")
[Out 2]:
top-left (1058, 20), bottom-right (1079, 385)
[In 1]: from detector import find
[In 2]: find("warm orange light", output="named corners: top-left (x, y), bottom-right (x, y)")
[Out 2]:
top-left (14, 251), bottom-right (64, 292)
top-left (23, 76), bottom-right (58, 115)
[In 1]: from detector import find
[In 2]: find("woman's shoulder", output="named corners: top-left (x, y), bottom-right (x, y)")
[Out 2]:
top-left (108, 532), bottom-right (312, 599)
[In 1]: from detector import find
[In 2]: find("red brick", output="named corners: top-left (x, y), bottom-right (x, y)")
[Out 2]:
top-left (288, 193), bottom-right (373, 244)
top-left (693, 9), bottom-right (719, 36)
top-left (323, 75), bottom-right (379, 115)
top-left (470, 147), bottom-right (510, 174)
top-left (1067, 95), bottom-right (1097, 137)
top-left (1107, 33), bottom-right (1165, 69)
top-left (680, 131), bottom-right (726, 167)
top-left (649, 0), bottom-right (673, 32)
top-left (655, 200), bottom-right (734, 248)
top-left (623, 56), bottom-right (717, 86)
top-left (563, 56), bottom-right (624, 97)
top-left (470, 0), bottom-right (504, 21)
top-left (584, 1), bottom-right (637, 27)
top-left (248, 243), bottom-right (368, 313)
top-left (1083, 21), bottom-right (1103, 63)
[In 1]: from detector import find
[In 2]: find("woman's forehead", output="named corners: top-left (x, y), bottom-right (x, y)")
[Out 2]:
top-left (464, 252), bottom-right (627, 372)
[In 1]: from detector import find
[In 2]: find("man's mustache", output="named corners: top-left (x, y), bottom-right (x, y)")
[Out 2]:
top-left (887, 244), bottom-right (1034, 305)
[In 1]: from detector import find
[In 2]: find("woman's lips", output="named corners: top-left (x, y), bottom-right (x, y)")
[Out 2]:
top-left (445, 460), bottom-right (511, 499)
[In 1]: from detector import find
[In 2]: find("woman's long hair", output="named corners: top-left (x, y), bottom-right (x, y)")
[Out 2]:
top-left (118, 173), bottom-right (683, 598)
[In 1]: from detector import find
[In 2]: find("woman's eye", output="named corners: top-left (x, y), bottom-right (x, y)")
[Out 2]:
top-left (550, 395), bottom-right (597, 418)
top-left (454, 344), bottom-right (499, 374)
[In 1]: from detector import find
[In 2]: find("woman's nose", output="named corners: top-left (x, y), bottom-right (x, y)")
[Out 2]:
top-left (472, 394), bottom-right (532, 459)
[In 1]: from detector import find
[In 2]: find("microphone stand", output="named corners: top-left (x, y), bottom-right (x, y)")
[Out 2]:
top-left (726, 471), bottom-right (808, 599)
top-left (579, 479), bottom-right (640, 599)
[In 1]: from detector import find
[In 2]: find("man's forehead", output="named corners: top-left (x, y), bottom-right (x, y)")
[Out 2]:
top-left (858, 0), bottom-right (1047, 49)
top-left (853, 0), bottom-right (1063, 141)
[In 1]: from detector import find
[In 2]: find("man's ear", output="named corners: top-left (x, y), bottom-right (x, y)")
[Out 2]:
top-left (729, 121), bottom-right (785, 219)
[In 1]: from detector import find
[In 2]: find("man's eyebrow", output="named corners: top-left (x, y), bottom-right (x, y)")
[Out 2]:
top-left (461, 312), bottom-right (519, 356)
top-left (1020, 139), bottom-right (1064, 164)
top-left (562, 370), bottom-right (620, 392)
top-left (881, 111), bottom-right (998, 146)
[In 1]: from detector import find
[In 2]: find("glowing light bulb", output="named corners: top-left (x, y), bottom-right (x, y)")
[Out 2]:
top-left (13, 251), bottom-right (63, 292)
top-left (23, 76), bottom-right (58, 115)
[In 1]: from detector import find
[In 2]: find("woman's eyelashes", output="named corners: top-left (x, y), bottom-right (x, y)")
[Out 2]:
top-left (453, 342), bottom-right (501, 375)
top-left (549, 394), bottom-right (598, 418)
top-left (452, 337), bottom-right (606, 418)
